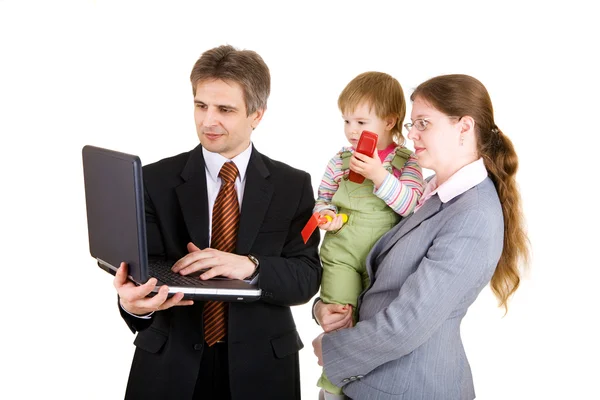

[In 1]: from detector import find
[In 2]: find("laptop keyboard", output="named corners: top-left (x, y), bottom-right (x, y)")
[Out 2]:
top-left (148, 260), bottom-right (207, 287)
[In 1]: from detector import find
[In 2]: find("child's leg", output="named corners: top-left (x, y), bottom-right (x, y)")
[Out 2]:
top-left (320, 262), bottom-right (363, 310)
top-left (322, 389), bottom-right (347, 400)
top-left (317, 263), bottom-right (362, 395)
top-left (317, 230), bottom-right (367, 395)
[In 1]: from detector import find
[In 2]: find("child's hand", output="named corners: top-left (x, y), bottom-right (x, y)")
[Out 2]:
top-left (350, 150), bottom-right (388, 188)
top-left (318, 210), bottom-right (345, 231)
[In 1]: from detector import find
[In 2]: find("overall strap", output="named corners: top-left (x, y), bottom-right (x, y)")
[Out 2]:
top-left (340, 150), bottom-right (353, 171)
top-left (342, 147), bottom-right (412, 172)
top-left (391, 147), bottom-right (413, 171)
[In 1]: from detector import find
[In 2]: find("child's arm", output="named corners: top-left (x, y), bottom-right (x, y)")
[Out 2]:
top-left (314, 150), bottom-right (345, 214)
top-left (375, 153), bottom-right (424, 216)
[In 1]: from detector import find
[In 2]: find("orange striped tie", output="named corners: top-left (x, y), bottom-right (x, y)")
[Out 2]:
top-left (203, 161), bottom-right (239, 347)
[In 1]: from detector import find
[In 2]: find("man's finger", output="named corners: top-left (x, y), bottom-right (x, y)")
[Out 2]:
top-left (121, 277), bottom-right (158, 302)
top-left (113, 262), bottom-right (128, 288)
top-left (157, 291), bottom-right (183, 310)
top-left (187, 242), bottom-right (201, 252)
top-left (159, 292), bottom-right (194, 310)
top-left (171, 252), bottom-right (200, 273)
top-left (172, 251), bottom-right (210, 273)
top-left (146, 284), bottom-right (170, 309)
top-left (200, 265), bottom-right (223, 280)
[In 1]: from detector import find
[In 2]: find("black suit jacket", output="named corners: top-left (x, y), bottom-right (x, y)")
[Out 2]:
top-left (119, 145), bottom-right (322, 400)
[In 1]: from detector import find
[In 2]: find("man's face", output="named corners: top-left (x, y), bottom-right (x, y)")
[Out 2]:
top-left (194, 79), bottom-right (264, 159)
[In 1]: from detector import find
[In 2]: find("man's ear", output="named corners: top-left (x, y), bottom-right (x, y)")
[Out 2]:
top-left (250, 108), bottom-right (266, 130)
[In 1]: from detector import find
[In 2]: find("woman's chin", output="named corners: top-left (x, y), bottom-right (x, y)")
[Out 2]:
top-left (415, 156), bottom-right (430, 169)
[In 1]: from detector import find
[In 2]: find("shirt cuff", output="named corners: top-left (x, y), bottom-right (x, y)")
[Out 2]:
top-left (314, 204), bottom-right (338, 214)
top-left (312, 297), bottom-right (322, 326)
top-left (247, 273), bottom-right (259, 285)
top-left (120, 302), bottom-right (154, 319)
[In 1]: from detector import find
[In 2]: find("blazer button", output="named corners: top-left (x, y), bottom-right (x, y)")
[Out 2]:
top-left (342, 378), bottom-right (349, 383)
top-left (356, 375), bottom-right (363, 379)
top-left (193, 343), bottom-right (203, 350)
top-left (349, 376), bottom-right (357, 381)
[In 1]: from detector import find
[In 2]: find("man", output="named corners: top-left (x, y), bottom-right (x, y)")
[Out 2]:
top-left (114, 45), bottom-right (322, 400)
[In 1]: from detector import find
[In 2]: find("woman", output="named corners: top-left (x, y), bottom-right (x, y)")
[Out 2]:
top-left (312, 74), bottom-right (529, 400)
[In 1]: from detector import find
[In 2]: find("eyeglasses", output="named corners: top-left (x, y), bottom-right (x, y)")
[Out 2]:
top-left (404, 116), bottom-right (462, 132)
top-left (403, 119), bottom-right (430, 132)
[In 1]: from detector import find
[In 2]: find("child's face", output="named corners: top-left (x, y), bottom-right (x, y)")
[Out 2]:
top-left (342, 102), bottom-right (393, 149)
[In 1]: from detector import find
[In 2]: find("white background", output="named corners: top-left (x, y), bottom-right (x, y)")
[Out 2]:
top-left (1, 1), bottom-right (599, 399)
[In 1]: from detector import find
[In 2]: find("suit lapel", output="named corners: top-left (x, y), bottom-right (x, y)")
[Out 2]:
top-left (377, 195), bottom-right (443, 256)
top-left (175, 147), bottom-right (210, 249)
top-left (236, 148), bottom-right (273, 254)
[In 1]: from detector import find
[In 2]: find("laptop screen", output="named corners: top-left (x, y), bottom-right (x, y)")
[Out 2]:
top-left (82, 145), bottom-right (147, 283)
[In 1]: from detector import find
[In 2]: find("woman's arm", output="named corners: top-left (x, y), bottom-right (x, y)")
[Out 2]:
top-left (321, 208), bottom-right (502, 387)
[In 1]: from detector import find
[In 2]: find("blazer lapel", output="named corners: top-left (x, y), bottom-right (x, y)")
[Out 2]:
top-left (236, 148), bottom-right (273, 255)
top-left (377, 195), bottom-right (443, 256)
top-left (175, 147), bottom-right (210, 249)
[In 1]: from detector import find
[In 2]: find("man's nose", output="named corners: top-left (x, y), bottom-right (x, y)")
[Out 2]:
top-left (203, 108), bottom-right (219, 126)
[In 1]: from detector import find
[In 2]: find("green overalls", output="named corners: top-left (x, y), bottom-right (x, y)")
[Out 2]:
top-left (317, 147), bottom-right (411, 394)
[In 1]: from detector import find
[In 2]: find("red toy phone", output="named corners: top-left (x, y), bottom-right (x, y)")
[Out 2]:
top-left (348, 130), bottom-right (378, 183)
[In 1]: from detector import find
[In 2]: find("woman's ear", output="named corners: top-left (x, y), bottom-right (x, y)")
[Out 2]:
top-left (460, 116), bottom-right (475, 134)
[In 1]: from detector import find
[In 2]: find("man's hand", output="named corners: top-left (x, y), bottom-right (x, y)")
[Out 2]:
top-left (315, 300), bottom-right (354, 332)
top-left (171, 242), bottom-right (256, 280)
top-left (312, 332), bottom-right (325, 366)
top-left (349, 151), bottom-right (388, 188)
top-left (114, 262), bottom-right (193, 316)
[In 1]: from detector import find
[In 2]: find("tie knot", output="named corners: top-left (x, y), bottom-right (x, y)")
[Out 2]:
top-left (219, 162), bottom-right (238, 183)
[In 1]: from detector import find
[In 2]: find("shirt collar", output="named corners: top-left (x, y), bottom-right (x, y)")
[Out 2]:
top-left (425, 158), bottom-right (488, 204)
top-left (202, 142), bottom-right (253, 183)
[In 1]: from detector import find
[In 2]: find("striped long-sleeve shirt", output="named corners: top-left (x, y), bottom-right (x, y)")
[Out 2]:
top-left (314, 145), bottom-right (424, 217)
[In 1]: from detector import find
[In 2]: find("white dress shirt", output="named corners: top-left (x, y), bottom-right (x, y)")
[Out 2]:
top-left (123, 143), bottom-right (254, 319)
top-left (202, 143), bottom-right (252, 243)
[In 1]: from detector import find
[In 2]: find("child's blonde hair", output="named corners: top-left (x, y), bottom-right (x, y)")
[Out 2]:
top-left (338, 72), bottom-right (406, 145)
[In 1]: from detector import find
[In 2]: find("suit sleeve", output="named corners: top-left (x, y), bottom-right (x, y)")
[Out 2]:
top-left (118, 184), bottom-right (165, 333)
top-left (322, 209), bottom-right (498, 386)
top-left (257, 172), bottom-right (322, 307)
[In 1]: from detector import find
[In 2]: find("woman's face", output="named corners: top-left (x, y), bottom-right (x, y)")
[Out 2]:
top-left (407, 97), bottom-right (462, 173)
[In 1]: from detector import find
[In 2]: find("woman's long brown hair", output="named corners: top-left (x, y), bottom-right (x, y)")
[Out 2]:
top-left (411, 75), bottom-right (530, 312)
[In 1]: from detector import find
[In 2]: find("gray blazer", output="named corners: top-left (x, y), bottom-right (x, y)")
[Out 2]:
top-left (322, 177), bottom-right (504, 400)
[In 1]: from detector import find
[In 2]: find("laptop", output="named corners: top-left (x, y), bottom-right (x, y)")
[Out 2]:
top-left (81, 145), bottom-right (262, 302)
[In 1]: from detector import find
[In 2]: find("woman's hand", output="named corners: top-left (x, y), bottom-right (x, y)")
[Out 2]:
top-left (312, 333), bottom-right (325, 366)
top-left (314, 300), bottom-right (353, 332)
